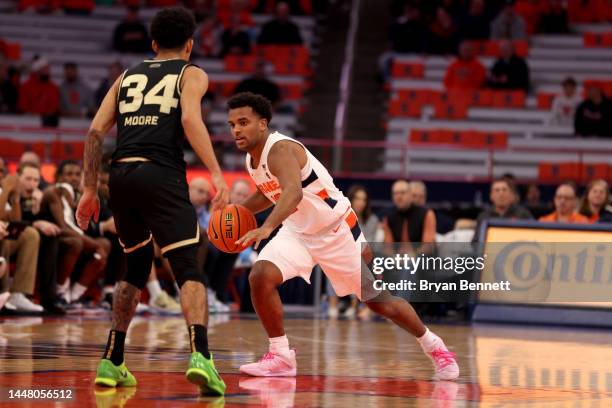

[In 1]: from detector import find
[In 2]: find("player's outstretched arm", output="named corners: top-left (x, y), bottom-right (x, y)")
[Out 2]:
top-left (241, 188), bottom-right (274, 214)
top-left (180, 66), bottom-right (229, 210)
top-left (236, 141), bottom-right (303, 249)
top-left (77, 76), bottom-right (121, 230)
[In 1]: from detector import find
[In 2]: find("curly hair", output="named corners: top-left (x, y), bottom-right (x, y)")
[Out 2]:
top-left (150, 7), bottom-right (196, 50)
top-left (227, 92), bottom-right (273, 124)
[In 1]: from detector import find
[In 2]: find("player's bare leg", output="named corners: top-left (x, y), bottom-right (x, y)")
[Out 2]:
top-left (111, 282), bottom-right (141, 332)
top-left (365, 297), bottom-right (426, 336)
top-left (365, 294), bottom-right (459, 380)
top-left (180, 281), bottom-right (208, 326)
top-left (248, 261), bottom-right (286, 337)
top-left (240, 260), bottom-right (297, 377)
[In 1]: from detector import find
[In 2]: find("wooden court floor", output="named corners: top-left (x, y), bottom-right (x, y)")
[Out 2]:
top-left (1, 313), bottom-right (611, 407)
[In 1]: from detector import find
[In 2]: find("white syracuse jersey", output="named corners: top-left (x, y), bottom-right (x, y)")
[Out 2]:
top-left (246, 131), bottom-right (351, 234)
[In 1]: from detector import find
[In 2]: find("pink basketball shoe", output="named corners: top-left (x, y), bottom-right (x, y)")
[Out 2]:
top-left (423, 338), bottom-right (460, 381)
top-left (239, 350), bottom-right (297, 377)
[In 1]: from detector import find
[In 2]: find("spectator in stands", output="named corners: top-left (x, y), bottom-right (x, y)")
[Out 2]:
top-left (60, 62), bottom-right (95, 118)
top-left (382, 180), bottom-right (436, 243)
top-left (17, 162), bottom-right (66, 314)
top-left (444, 41), bottom-right (487, 90)
top-left (220, 16), bottom-right (252, 57)
top-left (0, 59), bottom-right (18, 114)
top-left (0, 166), bottom-right (43, 312)
top-left (549, 77), bottom-right (581, 126)
top-left (490, 0), bottom-right (527, 39)
top-left (190, 177), bottom-right (211, 232)
top-left (17, 57), bottom-right (60, 126)
top-left (193, 15), bottom-right (222, 58)
top-left (189, 177), bottom-right (211, 286)
top-left (574, 86), bottom-right (612, 138)
top-left (233, 61), bottom-right (281, 107)
top-left (257, 1), bottom-right (303, 45)
top-left (39, 161), bottom-right (108, 306)
top-left (540, 182), bottom-right (590, 223)
top-left (488, 39), bottom-right (529, 91)
top-left (523, 183), bottom-right (551, 218)
top-left (538, 0), bottom-right (569, 34)
top-left (472, 178), bottom-right (532, 242)
top-left (95, 61), bottom-right (123, 108)
top-left (458, 0), bottom-right (491, 40)
top-left (112, 6), bottom-right (150, 54)
top-left (579, 179), bottom-right (612, 223)
top-left (408, 180), bottom-right (427, 206)
top-left (426, 6), bottom-right (458, 55)
top-left (390, 3), bottom-right (426, 53)
top-left (96, 160), bottom-right (123, 309)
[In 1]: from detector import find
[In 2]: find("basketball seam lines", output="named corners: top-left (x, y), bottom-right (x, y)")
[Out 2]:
top-left (219, 208), bottom-right (229, 252)
top-left (235, 204), bottom-right (241, 253)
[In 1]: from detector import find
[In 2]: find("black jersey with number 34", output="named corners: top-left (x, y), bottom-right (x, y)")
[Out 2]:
top-left (113, 59), bottom-right (195, 171)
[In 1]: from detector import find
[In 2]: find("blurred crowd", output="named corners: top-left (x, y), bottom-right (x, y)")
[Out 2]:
top-left (0, 151), bottom-right (257, 315)
top-left (0, 1), bottom-right (318, 122)
top-left (0, 150), bottom-right (609, 318)
top-left (382, 0), bottom-right (612, 138)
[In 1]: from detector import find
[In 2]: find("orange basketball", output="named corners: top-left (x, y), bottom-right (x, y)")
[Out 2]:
top-left (208, 204), bottom-right (257, 253)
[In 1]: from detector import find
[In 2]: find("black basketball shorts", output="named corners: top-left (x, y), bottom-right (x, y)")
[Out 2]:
top-left (109, 161), bottom-right (200, 256)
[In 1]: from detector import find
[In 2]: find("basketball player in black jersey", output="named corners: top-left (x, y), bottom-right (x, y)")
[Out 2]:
top-left (76, 7), bottom-right (228, 395)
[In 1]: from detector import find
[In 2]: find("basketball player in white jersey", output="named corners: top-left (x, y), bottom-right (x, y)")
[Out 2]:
top-left (226, 92), bottom-right (459, 380)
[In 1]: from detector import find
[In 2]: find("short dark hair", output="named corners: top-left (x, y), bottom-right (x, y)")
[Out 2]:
top-left (227, 92), bottom-right (273, 124)
top-left (150, 7), bottom-right (196, 50)
top-left (17, 161), bottom-right (40, 175)
top-left (56, 160), bottom-right (80, 179)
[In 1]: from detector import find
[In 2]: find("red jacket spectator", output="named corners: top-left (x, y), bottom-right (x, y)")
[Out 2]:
top-left (17, 59), bottom-right (60, 116)
top-left (444, 42), bottom-right (486, 90)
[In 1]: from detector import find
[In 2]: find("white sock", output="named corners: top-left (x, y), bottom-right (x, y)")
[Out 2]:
top-left (70, 283), bottom-right (87, 302)
top-left (103, 286), bottom-right (114, 295)
top-left (57, 280), bottom-right (71, 302)
top-left (416, 327), bottom-right (439, 351)
top-left (57, 279), bottom-right (70, 295)
top-left (269, 335), bottom-right (290, 354)
top-left (147, 280), bottom-right (163, 300)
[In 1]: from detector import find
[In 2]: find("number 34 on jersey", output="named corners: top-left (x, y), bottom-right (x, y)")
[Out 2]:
top-left (119, 73), bottom-right (179, 126)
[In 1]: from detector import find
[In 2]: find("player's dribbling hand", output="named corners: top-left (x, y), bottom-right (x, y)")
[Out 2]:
top-left (236, 226), bottom-right (273, 250)
top-left (76, 189), bottom-right (100, 230)
top-left (210, 173), bottom-right (229, 212)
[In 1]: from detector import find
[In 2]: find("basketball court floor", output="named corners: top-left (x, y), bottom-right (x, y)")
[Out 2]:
top-left (1, 313), bottom-right (611, 407)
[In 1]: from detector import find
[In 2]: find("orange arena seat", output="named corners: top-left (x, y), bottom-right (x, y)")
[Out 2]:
top-left (584, 79), bottom-right (612, 97)
top-left (467, 40), bottom-right (529, 57)
top-left (391, 61), bottom-right (425, 79)
top-left (389, 100), bottom-right (421, 117)
top-left (583, 32), bottom-right (612, 47)
top-left (537, 92), bottom-right (557, 109)
top-left (538, 162), bottom-right (582, 181)
top-left (409, 129), bottom-right (507, 149)
top-left (582, 163), bottom-right (609, 180)
top-left (433, 101), bottom-right (468, 119)
top-left (224, 55), bottom-right (257, 73)
top-left (491, 90), bottom-right (526, 108)
top-left (52, 141), bottom-right (84, 161)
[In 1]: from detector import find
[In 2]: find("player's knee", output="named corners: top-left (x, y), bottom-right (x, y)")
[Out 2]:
top-left (65, 237), bottom-right (84, 254)
top-left (124, 241), bottom-right (154, 289)
top-left (249, 261), bottom-right (282, 291)
top-left (165, 244), bottom-right (203, 288)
